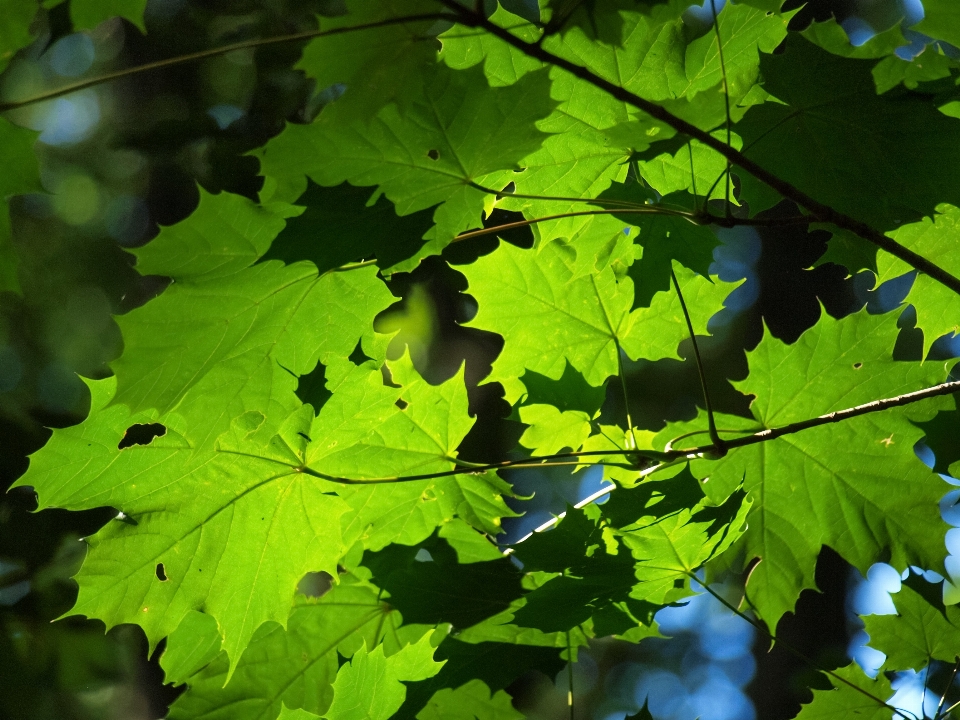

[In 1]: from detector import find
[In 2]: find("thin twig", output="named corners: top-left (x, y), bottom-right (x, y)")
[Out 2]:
top-left (671, 267), bottom-right (725, 453)
top-left (942, 697), bottom-right (960, 718)
top-left (437, 0), bottom-right (960, 298)
top-left (566, 629), bottom-right (575, 720)
top-left (708, 0), bottom-right (733, 219)
top-left (213, 378), bottom-right (960, 486)
top-left (450, 207), bottom-right (693, 243)
top-left (687, 141), bottom-right (700, 214)
top-left (615, 340), bottom-right (640, 452)
top-left (0, 13), bottom-right (451, 113)
top-left (935, 657), bottom-right (960, 720)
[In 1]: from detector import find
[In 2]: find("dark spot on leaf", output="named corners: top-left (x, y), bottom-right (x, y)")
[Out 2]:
top-left (427, 149), bottom-right (440, 160)
top-left (673, 578), bottom-right (685, 588)
top-left (298, 572), bottom-right (334, 598)
top-left (156, 563), bottom-right (167, 582)
top-left (395, 398), bottom-right (409, 410)
top-left (119, 423), bottom-right (166, 450)
top-left (853, 362), bottom-right (863, 369)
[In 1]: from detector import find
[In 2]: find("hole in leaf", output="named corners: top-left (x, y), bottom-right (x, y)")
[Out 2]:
top-left (348, 340), bottom-right (372, 366)
top-left (853, 362), bottom-right (863, 369)
top-left (118, 423), bottom-right (166, 450)
top-left (427, 149), bottom-right (440, 160)
top-left (156, 563), bottom-right (168, 582)
top-left (395, 398), bottom-right (409, 410)
top-left (381, 364), bottom-right (401, 388)
top-left (296, 361), bottom-right (332, 411)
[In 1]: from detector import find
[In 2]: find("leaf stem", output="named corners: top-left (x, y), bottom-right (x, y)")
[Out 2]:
top-left (708, 0), bottom-right (733, 219)
top-left (437, 0), bottom-right (960, 298)
top-left (566, 629), bottom-right (575, 720)
top-left (934, 656), bottom-right (960, 720)
top-left (670, 267), bottom-right (725, 454)
top-left (0, 13), bottom-right (451, 113)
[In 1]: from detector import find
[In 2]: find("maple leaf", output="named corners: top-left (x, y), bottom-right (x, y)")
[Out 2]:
top-left (659, 309), bottom-right (953, 623)
top-left (462, 238), bottom-right (731, 401)
top-left (260, 63), bottom-right (556, 269)
top-left (736, 34), bottom-right (960, 230)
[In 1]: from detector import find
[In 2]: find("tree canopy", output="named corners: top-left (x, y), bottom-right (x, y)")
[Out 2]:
top-left (4, 1), bottom-right (960, 719)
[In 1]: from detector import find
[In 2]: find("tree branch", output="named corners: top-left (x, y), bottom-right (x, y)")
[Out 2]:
top-left (0, 13), bottom-right (451, 113)
top-left (437, 0), bottom-right (960, 298)
top-left (285, 379), bottom-right (960, 485)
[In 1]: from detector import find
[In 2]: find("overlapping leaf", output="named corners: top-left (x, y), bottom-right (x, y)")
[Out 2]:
top-left (878, 203), bottom-right (960, 355)
top-left (325, 633), bottom-right (444, 720)
top-left (736, 35), bottom-right (960, 230)
top-left (658, 309), bottom-right (953, 624)
top-left (113, 190), bottom-right (393, 414)
top-left (16, 188), bottom-right (516, 671)
top-left (462, 239), bottom-right (730, 401)
top-left (166, 579), bottom-right (415, 720)
top-left (260, 63), bottom-right (556, 270)
top-left (795, 664), bottom-right (894, 720)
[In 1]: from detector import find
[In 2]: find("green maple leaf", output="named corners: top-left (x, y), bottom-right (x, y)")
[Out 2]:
top-left (878, 204), bottom-right (960, 355)
top-left (396, 638), bottom-right (564, 720)
top-left (324, 359), bottom-right (517, 548)
top-left (917, 0), bottom-right (960, 49)
top-left (620, 484), bottom-right (750, 603)
top-left (592, 184), bottom-right (719, 307)
top-left (160, 610), bottom-right (223, 686)
top-left (915, 398), bottom-right (960, 476)
top-left (261, 182), bottom-right (437, 275)
top-left (795, 664), bottom-right (894, 720)
top-left (325, 633), bottom-right (444, 720)
top-left (801, 18), bottom-right (907, 59)
top-left (670, 2), bottom-right (792, 101)
top-left (297, 0), bottom-right (442, 123)
top-left (260, 64), bottom-right (555, 270)
top-left (736, 35), bottom-right (960, 230)
top-left (440, 4), bottom-right (543, 87)
top-left (114, 189), bottom-right (395, 414)
top-left (517, 362), bottom-right (607, 417)
top-left (508, 497), bottom-right (744, 633)
top-left (414, 679), bottom-right (523, 720)
top-left (17, 349), bottom-right (508, 673)
top-left (863, 574), bottom-right (960, 671)
top-left (167, 579), bottom-right (406, 720)
top-left (658, 309), bottom-right (952, 623)
top-left (17, 375), bottom-right (350, 673)
top-left (363, 534), bottom-right (524, 629)
top-left (462, 239), bottom-right (730, 401)
top-left (872, 46), bottom-right (956, 94)
top-left (508, 506), bottom-right (658, 634)
top-left (518, 403), bottom-right (593, 456)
